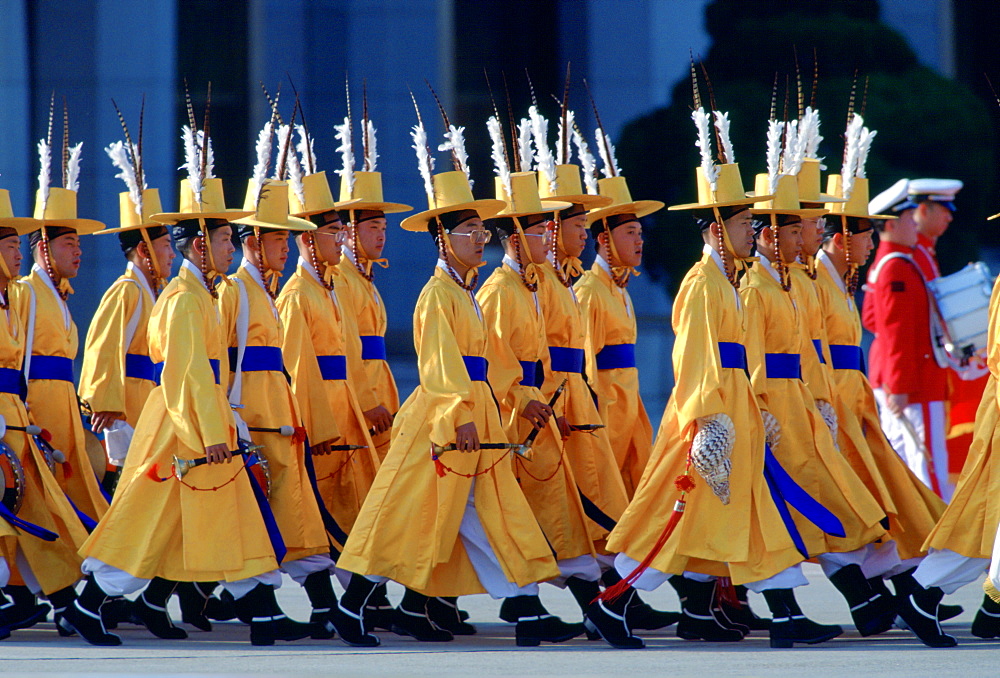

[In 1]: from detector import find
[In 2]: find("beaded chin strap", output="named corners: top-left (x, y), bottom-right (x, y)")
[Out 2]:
top-left (138, 228), bottom-right (167, 297)
top-left (38, 228), bottom-right (73, 300)
top-left (509, 217), bottom-right (540, 293)
top-left (435, 219), bottom-right (479, 291)
top-left (841, 215), bottom-right (860, 295)
top-left (770, 214), bottom-right (792, 293)
top-left (303, 232), bottom-right (335, 291)
top-left (196, 219), bottom-right (220, 299)
top-left (550, 213), bottom-right (582, 288)
top-left (711, 207), bottom-right (740, 290)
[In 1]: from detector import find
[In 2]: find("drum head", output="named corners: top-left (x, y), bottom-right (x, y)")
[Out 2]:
top-left (0, 440), bottom-right (26, 515)
top-left (84, 430), bottom-right (107, 481)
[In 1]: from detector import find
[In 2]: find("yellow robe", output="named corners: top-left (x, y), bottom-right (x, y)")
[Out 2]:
top-left (477, 261), bottom-right (594, 562)
top-left (575, 259), bottom-right (652, 498)
top-left (337, 266), bottom-right (559, 595)
top-left (921, 274), bottom-right (1000, 558)
top-left (11, 267), bottom-right (108, 520)
top-left (78, 264), bottom-right (157, 427)
top-left (537, 262), bottom-right (629, 544)
top-left (607, 250), bottom-right (804, 585)
top-left (337, 253), bottom-right (400, 460)
top-left (275, 260), bottom-right (380, 550)
top-left (219, 264), bottom-right (331, 563)
top-left (1, 299), bottom-right (88, 594)
top-left (80, 264), bottom-right (277, 582)
top-left (814, 255), bottom-right (944, 560)
top-left (742, 257), bottom-right (886, 556)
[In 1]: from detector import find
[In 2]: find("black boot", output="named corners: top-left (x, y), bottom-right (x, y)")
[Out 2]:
top-left (426, 596), bottom-right (476, 635)
top-left (598, 567), bottom-right (679, 631)
top-left (504, 594), bottom-right (585, 647)
top-left (828, 564), bottom-right (895, 636)
top-left (719, 584), bottom-right (770, 631)
top-left (302, 570), bottom-right (338, 639)
top-left (232, 583), bottom-right (313, 646)
top-left (762, 588), bottom-right (843, 648)
top-left (327, 574), bottom-right (380, 647)
top-left (889, 569), bottom-right (962, 623)
top-left (571, 578), bottom-right (644, 649)
top-left (134, 578), bottom-right (187, 639)
top-left (173, 582), bottom-right (213, 631)
top-left (391, 589), bottom-right (453, 641)
top-left (363, 583), bottom-right (395, 631)
top-left (669, 576), bottom-right (744, 642)
top-left (894, 584), bottom-right (957, 647)
top-left (45, 586), bottom-right (77, 637)
top-left (0, 585), bottom-right (51, 635)
top-left (971, 594), bottom-right (1000, 639)
top-left (60, 577), bottom-right (121, 646)
top-left (205, 584), bottom-right (239, 622)
top-left (709, 580), bottom-right (750, 636)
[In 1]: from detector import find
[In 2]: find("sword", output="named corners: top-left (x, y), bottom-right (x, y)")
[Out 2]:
top-left (171, 444), bottom-right (266, 479)
top-left (515, 379), bottom-right (568, 460)
top-left (432, 442), bottom-right (530, 458)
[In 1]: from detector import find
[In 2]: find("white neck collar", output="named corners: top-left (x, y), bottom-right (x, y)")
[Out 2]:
top-left (180, 259), bottom-right (210, 291)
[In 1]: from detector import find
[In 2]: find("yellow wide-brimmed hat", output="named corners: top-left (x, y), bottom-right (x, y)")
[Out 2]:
top-left (796, 159), bottom-right (844, 204)
top-left (32, 187), bottom-right (105, 234)
top-left (586, 176), bottom-right (664, 225)
top-left (338, 171), bottom-right (412, 214)
top-left (399, 171), bottom-right (506, 232)
top-left (668, 163), bottom-right (770, 212)
top-left (824, 175), bottom-right (896, 220)
top-left (151, 177), bottom-right (253, 224)
top-left (493, 172), bottom-right (570, 218)
top-left (234, 180), bottom-right (315, 231)
top-left (0, 189), bottom-right (42, 234)
top-left (288, 171), bottom-right (362, 218)
top-left (748, 175), bottom-right (828, 218)
top-left (98, 189), bottom-right (168, 235)
top-left (538, 164), bottom-right (613, 210)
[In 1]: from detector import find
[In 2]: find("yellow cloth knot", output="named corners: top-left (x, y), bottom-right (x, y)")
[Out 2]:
top-left (561, 256), bottom-right (585, 279)
top-left (362, 257), bottom-right (390, 277)
top-left (611, 265), bottom-right (641, 284)
top-left (321, 263), bottom-right (338, 287)
top-left (262, 268), bottom-right (282, 295)
top-left (523, 261), bottom-right (541, 285)
top-left (57, 277), bottom-right (74, 296)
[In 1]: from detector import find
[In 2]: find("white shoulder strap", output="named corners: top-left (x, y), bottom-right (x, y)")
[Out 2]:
top-left (228, 277), bottom-right (251, 407)
top-left (867, 251), bottom-right (921, 285)
top-left (17, 280), bottom-right (37, 380)
top-left (120, 279), bottom-right (144, 356)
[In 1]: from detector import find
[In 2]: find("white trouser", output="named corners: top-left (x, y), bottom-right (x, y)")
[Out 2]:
top-left (547, 555), bottom-right (602, 587)
top-left (0, 557), bottom-right (9, 588)
top-left (743, 565), bottom-right (809, 593)
top-left (818, 542), bottom-right (902, 579)
top-left (613, 552), bottom-right (808, 594)
top-left (913, 549), bottom-right (989, 595)
top-left (81, 557), bottom-right (282, 600)
top-left (595, 553), bottom-right (617, 572)
top-left (358, 481), bottom-right (540, 599)
top-left (282, 553), bottom-right (337, 585)
top-left (874, 390), bottom-right (952, 501)
top-left (15, 549), bottom-right (42, 596)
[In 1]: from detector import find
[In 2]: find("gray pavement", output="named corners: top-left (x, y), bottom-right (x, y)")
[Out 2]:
top-left (1, 563), bottom-right (996, 677)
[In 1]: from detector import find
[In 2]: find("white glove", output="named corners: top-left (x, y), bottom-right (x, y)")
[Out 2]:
top-left (816, 400), bottom-right (839, 451)
top-left (691, 413), bottom-right (735, 505)
top-left (761, 410), bottom-right (781, 450)
top-left (104, 420), bottom-right (135, 466)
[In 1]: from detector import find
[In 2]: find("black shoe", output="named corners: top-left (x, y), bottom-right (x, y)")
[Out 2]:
top-left (828, 564), bottom-right (895, 637)
top-left (363, 603), bottom-right (395, 632)
top-left (585, 600), bottom-right (645, 649)
top-left (515, 616), bottom-right (585, 646)
top-left (134, 581), bottom-right (188, 640)
top-left (61, 578), bottom-right (121, 646)
top-left (207, 588), bottom-right (239, 622)
top-left (391, 606), bottom-right (454, 642)
top-left (769, 617), bottom-right (844, 648)
top-left (301, 571), bottom-right (338, 639)
top-left (971, 595), bottom-right (1000, 639)
top-left (931, 587), bottom-right (963, 622)
top-left (726, 585), bottom-right (771, 631)
top-left (498, 596), bottom-right (521, 623)
top-left (626, 598), bottom-right (681, 631)
top-left (100, 596), bottom-right (134, 631)
top-left (0, 595), bottom-right (50, 636)
top-left (895, 587), bottom-right (957, 648)
top-left (329, 603), bottom-right (380, 647)
top-left (670, 576), bottom-right (744, 642)
top-left (173, 582), bottom-right (212, 632)
top-left (233, 584), bottom-right (313, 646)
top-left (426, 596), bottom-right (476, 635)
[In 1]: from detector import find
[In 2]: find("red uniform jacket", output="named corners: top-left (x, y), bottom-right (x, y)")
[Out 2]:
top-left (861, 241), bottom-right (948, 402)
top-left (913, 233), bottom-right (941, 281)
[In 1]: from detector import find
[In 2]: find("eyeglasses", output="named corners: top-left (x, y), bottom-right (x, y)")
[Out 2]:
top-left (449, 229), bottom-right (492, 244)
top-left (315, 229), bottom-right (347, 244)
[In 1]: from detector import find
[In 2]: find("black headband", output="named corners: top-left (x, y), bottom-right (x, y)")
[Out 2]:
top-left (236, 224), bottom-right (283, 240)
top-left (430, 209), bottom-right (479, 235)
top-left (118, 225), bottom-right (169, 253)
top-left (559, 203), bottom-right (587, 221)
top-left (309, 210), bottom-right (343, 229)
top-left (339, 209), bottom-right (386, 226)
top-left (28, 226), bottom-right (76, 249)
top-left (170, 218), bottom-right (230, 242)
top-left (823, 215), bottom-right (874, 237)
top-left (490, 213), bottom-right (554, 237)
top-left (0, 226), bottom-right (19, 241)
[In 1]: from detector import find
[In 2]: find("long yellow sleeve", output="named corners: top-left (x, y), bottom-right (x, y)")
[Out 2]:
top-left (78, 279), bottom-right (140, 414)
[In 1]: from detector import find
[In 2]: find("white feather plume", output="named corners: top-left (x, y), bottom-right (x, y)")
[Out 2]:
top-left (692, 107), bottom-right (719, 191)
top-left (529, 105), bottom-right (557, 192)
top-left (783, 120), bottom-right (802, 175)
top-left (801, 106), bottom-right (823, 159)
top-left (571, 121), bottom-right (598, 194)
top-left (295, 124), bottom-right (316, 176)
top-left (517, 118), bottom-right (533, 173)
top-left (37, 138), bottom-right (51, 213)
top-left (595, 129), bottom-right (620, 179)
top-left (855, 127), bottom-right (876, 179)
top-left (411, 122), bottom-right (435, 203)
top-left (364, 120), bottom-right (378, 172)
top-left (204, 132), bottom-right (215, 179)
top-left (487, 116), bottom-right (512, 197)
top-left (273, 124), bottom-right (292, 180)
top-left (439, 124), bottom-right (472, 186)
top-left (714, 111), bottom-right (735, 165)
top-left (766, 120), bottom-right (783, 194)
top-left (252, 121), bottom-right (274, 201)
top-left (840, 114), bottom-right (864, 201)
top-left (106, 140), bottom-right (143, 216)
top-left (334, 116), bottom-right (355, 197)
top-left (65, 142), bottom-right (82, 193)
top-left (179, 125), bottom-right (202, 201)
top-left (556, 109), bottom-right (573, 165)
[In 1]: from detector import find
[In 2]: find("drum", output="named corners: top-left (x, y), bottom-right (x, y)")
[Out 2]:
top-left (927, 262), bottom-right (994, 363)
top-left (0, 440), bottom-right (26, 515)
top-left (84, 429), bottom-right (107, 482)
top-left (33, 432), bottom-right (59, 472)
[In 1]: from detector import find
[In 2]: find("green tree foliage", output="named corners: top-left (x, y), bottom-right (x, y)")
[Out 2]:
top-left (619, 0), bottom-right (996, 294)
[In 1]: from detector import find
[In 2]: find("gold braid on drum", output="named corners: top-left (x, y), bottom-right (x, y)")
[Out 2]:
top-left (0, 440), bottom-right (26, 515)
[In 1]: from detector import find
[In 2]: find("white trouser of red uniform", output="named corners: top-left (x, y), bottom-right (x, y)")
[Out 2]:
top-left (874, 388), bottom-right (952, 501)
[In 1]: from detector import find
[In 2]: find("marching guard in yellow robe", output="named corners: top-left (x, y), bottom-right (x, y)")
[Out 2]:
top-left (0, 200), bottom-right (87, 638)
top-left (11, 185), bottom-right (108, 524)
top-left (222, 171), bottom-right (340, 637)
top-left (75, 170), bottom-right (312, 647)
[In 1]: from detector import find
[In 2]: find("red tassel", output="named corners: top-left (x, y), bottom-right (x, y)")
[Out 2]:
top-left (433, 453), bottom-right (447, 477)
top-left (714, 576), bottom-right (739, 608)
top-left (61, 462), bottom-right (73, 479)
top-left (40, 428), bottom-right (53, 443)
top-left (146, 464), bottom-right (171, 482)
top-left (292, 426), bottom-right (308, 444)
top-left (596, 498), bottom-right (686, 604)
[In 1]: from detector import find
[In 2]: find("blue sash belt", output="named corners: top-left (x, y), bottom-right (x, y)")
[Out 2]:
top-left (718, 342), bottom-right (748, 370)
top-left (359, 335), bottom-right (387, 361)
top-left (765, 353), bottom-right (802, 379)
top-left (316, 355), bottom-right (347, 381)
top-left (229, 346), bottom-right (284, 373)
top-left (0, 367), bottom-right (24, 396)
top-left (65, 494), bottom-right (98, 532)
top-left (812, 339), bottom-right (826, 364)
top-left (829, 344), bottom-right (866, 372)
top-left (125, 354), bottom-right (156, 382)
top-left (549, 346), bottom-right (585, 374)
top-left (595, 343), bottom-right (636, 370)
top-left (27, 356), bottom-right (74, 382)
top-left (462, 356), bottom-right (488, 382)
top-left (242, 451), bottom-right (286, 563)
top-left (763, 443), bottom-right (846, 558)
top-left (519, 360), bottom-right (543, 388)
